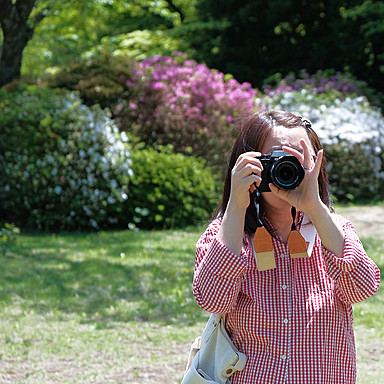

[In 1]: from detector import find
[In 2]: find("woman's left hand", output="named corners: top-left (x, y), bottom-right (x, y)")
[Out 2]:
top-left (269, 139), bottom-right (324, 216)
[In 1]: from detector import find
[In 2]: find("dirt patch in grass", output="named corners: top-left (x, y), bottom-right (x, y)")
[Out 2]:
top-left (337, 205), bottom-right (384, 238)
top-left (355, 325), bottom-right (384, 384)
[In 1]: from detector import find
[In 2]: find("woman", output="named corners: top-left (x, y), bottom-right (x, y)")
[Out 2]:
top-left (193, 110), bottom-right (380, 383)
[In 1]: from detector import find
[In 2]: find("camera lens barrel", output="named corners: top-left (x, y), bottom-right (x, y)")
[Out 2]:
top-left (271, 156), bottom-right (304, 190)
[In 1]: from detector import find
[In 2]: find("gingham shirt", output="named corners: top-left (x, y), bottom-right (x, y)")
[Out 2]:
top-left (193, 214), bottom-right (380, 384)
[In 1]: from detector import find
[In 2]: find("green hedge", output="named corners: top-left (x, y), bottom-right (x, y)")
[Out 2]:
top-left (128, 145), bottom-right (218, 229)
top-left (43, 54), bottom-right (134, 109)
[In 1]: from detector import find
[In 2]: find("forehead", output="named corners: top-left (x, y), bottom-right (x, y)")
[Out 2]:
top-left (261, 125), bottom-right (313, 153)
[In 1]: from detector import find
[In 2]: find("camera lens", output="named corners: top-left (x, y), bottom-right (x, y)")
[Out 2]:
top-left (271, 158), bottom-right (304, 190)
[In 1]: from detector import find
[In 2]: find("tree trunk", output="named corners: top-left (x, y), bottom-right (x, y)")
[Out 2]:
top-left (0, 0), bottom-right (37, 87)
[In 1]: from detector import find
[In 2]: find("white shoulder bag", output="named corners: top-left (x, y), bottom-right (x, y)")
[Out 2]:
top-left (181, 313), bottom-right (247, 384)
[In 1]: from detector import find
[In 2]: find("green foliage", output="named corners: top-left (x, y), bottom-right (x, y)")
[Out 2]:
top-left (0, 223), bottom-right (20, 256)
top-left (0, 84), bottom-right (218, 231)
top-left (43, 53), bottom-right (134, 109)
top-left (326, 142), bottom-right (382, 203)
top-left (0, 85), bottom-right (132, 231)
top-left (22, 0), bottom-right (197, 76)
top-left (8, 0), bottom-right (384, 101)
top-left (128, 145), bottom-right (218, 229)
top-left (86, 29), bottom-right (191, 62)
top-left (340, 1), bottom-right (384, 72)
top-left (194, 0), bottom-right (384, 95)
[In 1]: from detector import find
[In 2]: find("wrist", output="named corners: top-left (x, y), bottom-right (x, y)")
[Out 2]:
top-left (304, 200), bottom-right (330, 223)
top-left (218, 200), bottom-right (247, 257)
top-left (226, 196), bottom-right (249, 216)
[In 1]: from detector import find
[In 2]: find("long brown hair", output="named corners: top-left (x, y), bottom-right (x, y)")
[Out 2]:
top-left (213, 110), bottom-right (332, 235)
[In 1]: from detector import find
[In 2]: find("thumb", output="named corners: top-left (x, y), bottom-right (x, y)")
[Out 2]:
top-left (269, 183), bottom-right (289, 200)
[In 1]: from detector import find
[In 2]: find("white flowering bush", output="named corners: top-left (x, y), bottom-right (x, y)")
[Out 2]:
top-left (0, 86), bottom-right (132, 230)
top-left (261, 89), bottom-right (384, 201)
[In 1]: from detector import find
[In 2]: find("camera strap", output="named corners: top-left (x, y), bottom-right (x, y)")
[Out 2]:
top-left (253, 190), bottom-right (276, 271)
top-left (288, 206), bottom-right (309, 258)
top-left (252, 194), bottom-right (311, 270)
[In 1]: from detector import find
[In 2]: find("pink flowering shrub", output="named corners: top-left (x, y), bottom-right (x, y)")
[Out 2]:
top-left (114, 53), bottom-right (261, 171)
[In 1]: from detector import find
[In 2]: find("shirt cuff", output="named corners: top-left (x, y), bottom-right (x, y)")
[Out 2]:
top-left (202, 238), bottom-right (248, 280)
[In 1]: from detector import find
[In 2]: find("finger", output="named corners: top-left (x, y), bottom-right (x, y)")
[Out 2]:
top-left (300, 139), bottom-right (313, 169)
top-left (269, 183), bottom-right (279, 195)
top-left (245, 174), bottom-right (262, 188)
top-left (269, 183), bottom-right (287, 199)
top-left (237, 163), bottom-right (263, 178)
top-left (234, 154), bottom-right (263, 173)
top-left (281, 145), bottom-right (304, 164)
top-left (233, 177), bottom-right (260, 195)
top-left (235, 152), bottom-right (262, 167)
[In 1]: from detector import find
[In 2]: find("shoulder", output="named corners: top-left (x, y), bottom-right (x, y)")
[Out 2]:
top-left (331, 212), bottom-right (354, 228)
top-left (198, 218), bottom-right (222, 243)
top-left (331, 212), bottom-right (361, 240)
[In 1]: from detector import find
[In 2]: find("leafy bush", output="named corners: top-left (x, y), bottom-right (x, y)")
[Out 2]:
top-left (0, 86), bottom-right (132, 231)
top-left (127, 145), bottom-right (218, 229)
top-left (43, 54), bottom-right (134, 109)
top-left (113, 53), bottom-right (262, 172)
top-left (87, 29), bottom-right (191, 62)
top-left (261, 89), bottom-right (384, 201)
top-left (0, 223), bottom-right (20, 255)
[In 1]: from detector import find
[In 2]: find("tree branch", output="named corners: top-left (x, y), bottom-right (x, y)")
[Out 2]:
top-left (15, 0), bottom-right (37, 21)
top-left (0, 0), bottom-right (12, 23)
top-left (33, 5), bottom-right (52, 28)
top-left (164, 0), bottom-right (185, 23)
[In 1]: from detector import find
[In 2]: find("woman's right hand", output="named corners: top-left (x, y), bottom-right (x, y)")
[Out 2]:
top-left (228, 151), bottom-right (263, 212)
top-left (218, 151), bottom-right (263, 256)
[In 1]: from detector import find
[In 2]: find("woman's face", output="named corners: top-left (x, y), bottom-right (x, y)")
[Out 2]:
top-left (260, 125), bottom-right (316, 210)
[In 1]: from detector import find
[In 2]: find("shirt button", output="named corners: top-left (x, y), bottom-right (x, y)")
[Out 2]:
top-left (283, 318), bottom-right (289, 324)
top-left (279, 253), bottom-right (285, 258)
top-left (282, 284), bottom-right (287, 290)
top-left (281, 354), bottom-right (286, 360)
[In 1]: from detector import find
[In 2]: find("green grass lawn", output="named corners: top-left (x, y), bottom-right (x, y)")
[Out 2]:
top-left (0, 218), bottom-right (383, 383)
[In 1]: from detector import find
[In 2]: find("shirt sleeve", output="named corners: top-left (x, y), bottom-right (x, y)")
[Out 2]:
top-left (192, 219), bottom-right (248, 313)
top-left (323, 215), bottom-right (380, 304)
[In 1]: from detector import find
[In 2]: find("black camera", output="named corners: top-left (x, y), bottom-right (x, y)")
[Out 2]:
top-left (258, 150), bottom-right (305, 192)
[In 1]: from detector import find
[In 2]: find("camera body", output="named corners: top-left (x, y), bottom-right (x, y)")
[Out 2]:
top-left (258, 150), bottom-right (305, 192)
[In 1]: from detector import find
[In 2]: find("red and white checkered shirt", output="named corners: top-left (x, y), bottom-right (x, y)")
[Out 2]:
top-left (193, 214), bottom-right (380, 384)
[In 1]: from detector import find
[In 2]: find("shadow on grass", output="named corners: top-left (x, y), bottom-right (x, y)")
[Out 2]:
top-left (2, 230), bottom-right (382, 328)
top-left (0, 229), bottom-right (206, 326)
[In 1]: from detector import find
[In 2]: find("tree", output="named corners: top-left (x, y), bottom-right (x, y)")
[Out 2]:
top-left (194, 0), bottom-right (384, 93)
top-left (0, 0), bottom-right (41, 87)
top-left (9, 0), bottom-right (198, 79)
top-left (340, 0), bottom-right (384, 90)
